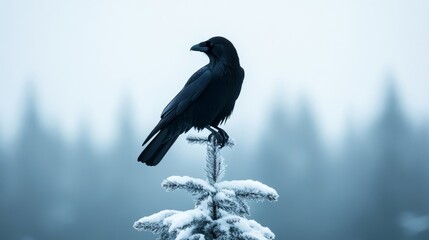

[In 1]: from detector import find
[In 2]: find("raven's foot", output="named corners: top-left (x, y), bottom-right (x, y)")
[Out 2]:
top-left (217, 128), bottom-right (229, 147)
top-left (206, 126), bottom-right (229, 148)
top-left (208, 132), bottom-right (223, 147)
top-left (208, 132), bottom-right (228, 148)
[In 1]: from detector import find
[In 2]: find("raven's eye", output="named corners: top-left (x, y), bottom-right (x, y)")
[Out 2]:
top-left (205, 41), bottom-right (214, 48)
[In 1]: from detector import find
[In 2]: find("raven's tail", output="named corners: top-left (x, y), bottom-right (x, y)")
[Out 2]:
top-left (138, 130), bottom-right (179, 166)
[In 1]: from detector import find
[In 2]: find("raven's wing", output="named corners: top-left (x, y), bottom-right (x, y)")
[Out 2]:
top-left (161, 65), bottom-right (210, 118)
top-left (142, 66), bottom-right (212, 145)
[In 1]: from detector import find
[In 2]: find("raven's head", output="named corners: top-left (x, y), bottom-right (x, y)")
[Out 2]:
top-left (191, 36), bottom-right (240, 66)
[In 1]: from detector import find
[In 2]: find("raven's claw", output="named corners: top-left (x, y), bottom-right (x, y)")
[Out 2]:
top-left (208, 131), bottom-right (228, 148)
top-left (217, 129), bottom-right (229, 147)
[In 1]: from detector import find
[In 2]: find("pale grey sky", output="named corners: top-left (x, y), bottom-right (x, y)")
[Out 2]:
top-left (1, 0), bottom-right (428, 144)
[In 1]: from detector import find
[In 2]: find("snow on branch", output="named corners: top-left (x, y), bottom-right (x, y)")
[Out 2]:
top-left (217, 180), bottom-right (278, 202)
top-left (133, 210), bottom-right (180, 234)
top-left (162, 176), bottom-right (216, 194)
top-left (215, 216), bottom-right (275, 240)
top-left (134, 209), bottom-right (212, 239)
top-left (164, 209), bottom-right (211, 233)
top-left (214, 189), bottom-right (250, 217)
top-left (134, 135), bottom-right (279, 239)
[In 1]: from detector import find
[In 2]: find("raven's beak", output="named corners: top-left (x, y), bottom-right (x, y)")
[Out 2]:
top-left (190, 42), bottom-right (209, 52)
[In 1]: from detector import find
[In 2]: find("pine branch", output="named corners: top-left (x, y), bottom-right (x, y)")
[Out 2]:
top-left (215, 189), bottom-right (250, 217)
top-left (217, 180), bottom-right (279, 202)
top-left (186, 135), bottom-right (235, 147)
top-left (162, 176), bottom-right (216, 194)
top-left (133, 210), bottom-right (180, 233)
top-left (214, 216), bottom-right (275, 240)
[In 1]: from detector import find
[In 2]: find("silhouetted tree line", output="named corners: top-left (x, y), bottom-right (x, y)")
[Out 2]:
top-left (253, 83), bottom-right (429, 240)
top-left (0, 82), bottom-right (428, 240)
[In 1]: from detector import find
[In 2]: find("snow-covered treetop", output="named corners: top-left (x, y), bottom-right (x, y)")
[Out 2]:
top-left (134, 135), bottom-right (279, 240)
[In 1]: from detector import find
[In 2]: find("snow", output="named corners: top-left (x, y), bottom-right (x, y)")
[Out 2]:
top-left (216, 180), bottom-right (279, 201)
top-left (175, 226), bottom-right (194, 239)
top-left (215, 216), bottom-right (275, 240)
top-left (196, 196), bottom-right (212, 214)
top-left (164, 209), bottom-right (209, 232)
top-left (133, 209), bottom-right (179, 232)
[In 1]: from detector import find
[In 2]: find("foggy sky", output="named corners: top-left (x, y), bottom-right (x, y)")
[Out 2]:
top-left (1, 0), bottom-right (428, 144)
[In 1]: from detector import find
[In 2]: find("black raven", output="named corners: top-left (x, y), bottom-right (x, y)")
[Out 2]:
top-left (138, 36), bottom-right (244, 166)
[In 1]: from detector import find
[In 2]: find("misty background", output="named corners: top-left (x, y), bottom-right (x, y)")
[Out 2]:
top-left (1, 1), bottom-right (429, 239)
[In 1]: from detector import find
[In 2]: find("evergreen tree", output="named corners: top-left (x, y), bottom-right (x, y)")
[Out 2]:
top-left (0, 126), bottom-right (8, 237)
top-left (255, 98), bottom-right (327, 240)
top-left (358, 79), bottom-right (422, 240)
top-left (12, 84), bottom-right (52, 239)
top-left (252, 101), bottom-right (290, 238)
top-left (134, 136), bottom-right (278, 239)
top-left (0, 126), bottom-right (4, 196)
top-left (103, 96), bottom-right (150, 239)
top-left (12, 84), bottom-right (69, 239)
top-left (69, 120), bottom-right (104, 239)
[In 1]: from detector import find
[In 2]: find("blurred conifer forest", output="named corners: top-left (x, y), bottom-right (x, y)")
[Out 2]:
top-left (1, 81), bottom-right (428, 240)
